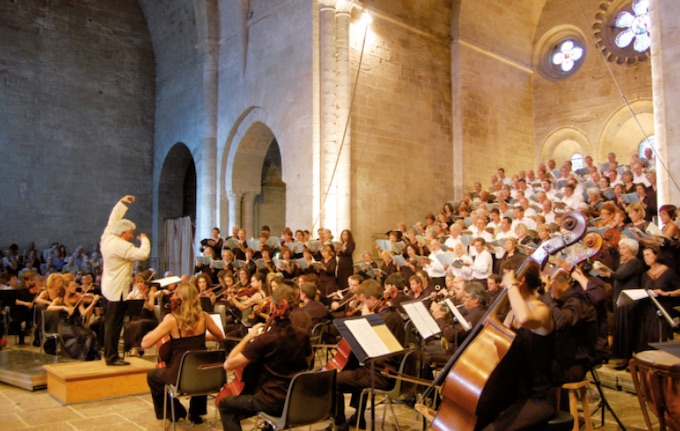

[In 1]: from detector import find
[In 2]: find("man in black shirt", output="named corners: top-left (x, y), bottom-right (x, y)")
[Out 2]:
top-left (219, 284), bottom-right (312, 431)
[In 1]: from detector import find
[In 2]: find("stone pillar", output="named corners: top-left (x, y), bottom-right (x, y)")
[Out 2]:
top-left (196, 37), bottom-right (219, 238)
top-left (318, 0), bottom-right (337, 232)
top-left (242, 191), bottom-right (257, 237)
top-left (228, 191), bottom-right (242, 233)
top-left (650, 0), bottom-right (680, 206)
top-left (334, 0), bottom-right (352, 233)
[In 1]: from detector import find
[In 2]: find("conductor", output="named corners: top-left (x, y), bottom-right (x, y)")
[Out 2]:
top-left (101, 195), bottom-right (150, 365)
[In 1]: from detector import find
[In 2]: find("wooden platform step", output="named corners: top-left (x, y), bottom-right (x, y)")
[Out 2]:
top-left (43, 357), bottom-right (156, 404)
top-left (0, 349), bottom-right (75, 391)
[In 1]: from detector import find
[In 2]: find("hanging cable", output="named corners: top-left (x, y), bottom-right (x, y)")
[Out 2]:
top-left (575, 0), bottom-right (679, 194)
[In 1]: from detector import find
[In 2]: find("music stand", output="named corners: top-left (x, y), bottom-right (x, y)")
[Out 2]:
top-left (334, 314), bottom-right (404, 431)
top-left (645, 289), bottom-right (680, 341)
top-left (589, 365), bottom-right (626, 430)
top-left (200, 296), bottom-right (214, 313)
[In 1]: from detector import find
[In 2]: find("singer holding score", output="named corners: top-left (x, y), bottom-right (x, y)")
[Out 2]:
top-left (100, 195), bottom-right (150, 366)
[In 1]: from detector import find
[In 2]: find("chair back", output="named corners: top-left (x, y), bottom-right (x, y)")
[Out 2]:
top-left (175, 350), bottom-right (227, 396)
top-left (280, 369), bottom-right (337, 427)
top-left (42, 309), bottom-right (61, 335)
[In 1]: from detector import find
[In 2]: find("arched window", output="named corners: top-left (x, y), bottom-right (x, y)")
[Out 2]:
top-left (570, 153), bottom-right (584, 170)
top-left (638, 135), bottom-right (655, 158)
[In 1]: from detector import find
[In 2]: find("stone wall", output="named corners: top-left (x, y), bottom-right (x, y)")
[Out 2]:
top-left (349, 5), bottom-right (453, 252)
top-left (533, 0), bottom-right (653, 166)
top-left (0, 0), bottom-right (154, 253)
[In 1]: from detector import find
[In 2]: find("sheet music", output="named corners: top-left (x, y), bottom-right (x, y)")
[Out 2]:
top-left (150, 275), bottom-right (182, 288)
top-left (344, 318), bottom-right (391, 358)
top-left (446, 298), bottom-right (471, 331)
top-left (208, 313), bottom-right (225, 338)
top-left (403, 301), bottom-right (441, 339)
top-left (616, 289), bottom-right (653, 307)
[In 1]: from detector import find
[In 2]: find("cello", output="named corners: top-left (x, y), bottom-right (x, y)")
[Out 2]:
top-left (422, 211), bottom-right (588, 431)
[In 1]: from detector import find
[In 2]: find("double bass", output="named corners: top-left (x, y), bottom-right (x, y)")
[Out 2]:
top-left (421, 211), bottom-right (588, 431)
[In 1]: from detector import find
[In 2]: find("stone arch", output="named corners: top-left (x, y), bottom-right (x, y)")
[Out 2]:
top-left (597, 99), bottom-right (655, 162)
top-left (157, 142), bottom-right (196, 268)
top-left (539, 127), bottom-right (592, 165)
top-left (222, 107), bottom-right (285, 236)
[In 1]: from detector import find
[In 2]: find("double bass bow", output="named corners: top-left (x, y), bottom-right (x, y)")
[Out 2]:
top-left (419, 211), bottom-right (588, 431)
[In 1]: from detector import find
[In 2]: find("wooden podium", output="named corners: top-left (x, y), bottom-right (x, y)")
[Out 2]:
top-left (43, 357), bottom-right (156, 404)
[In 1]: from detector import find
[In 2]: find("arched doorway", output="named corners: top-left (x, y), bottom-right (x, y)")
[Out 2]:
top-left (255, 139), bottom-right (285, 236)
top-left (226, 117), bottom-right (285, 238)
top-left (158, 143), bottom-right (196, 274)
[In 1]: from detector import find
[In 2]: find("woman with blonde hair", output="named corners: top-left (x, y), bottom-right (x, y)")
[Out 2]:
top-left (142, 282), bottom-right (224, 424)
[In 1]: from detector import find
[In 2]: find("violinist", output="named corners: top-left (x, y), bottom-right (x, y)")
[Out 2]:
top-left (479, 260), bottom-right (555, 431)
top-left (194, 273), bottom-right (217, 306)
top-left (218, 283), bottom-right (312, 431)
top-left (229, 271), bottom-right (267, 326)
top-left (123, 274), bottom-right (158, 357)
top-left (142, 282), bottom-right (224, 424)
top-left (47, 276), bottom-right (101, 361)
top-left (330, 279), bottom-right (406, 431)
top-left (383, 273), bottom-right (410, 315)
top-left (299, 282), bottom-right (332, 327)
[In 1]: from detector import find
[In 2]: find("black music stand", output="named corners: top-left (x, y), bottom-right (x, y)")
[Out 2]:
top-left (334, 314), bottom-right (404, 431)
top-left (589, 365), bottom-right (626, 430)
top-left (646, 289), bottom-right (680, 341)
top-left (200, 296), bottom-right (214, 313)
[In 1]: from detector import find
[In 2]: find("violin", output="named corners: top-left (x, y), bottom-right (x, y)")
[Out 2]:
top-left (236, 287), bottom-right (258, 297)
top-left (424, 211), bottom-right (588, 431)
top-left (248, 297), bottom-right (271, 320)
top-left (215, 299), bottom-right (288, 406)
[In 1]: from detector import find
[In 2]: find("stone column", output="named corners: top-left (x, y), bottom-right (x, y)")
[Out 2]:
top-left (333, 0), bottom-right (353, 233)
top-left (228, 191), bottom-right (242, 233)
top-left (242, 191), bottom-right (257, 237)
top-left (196, 37), bottom-right (219, 237)
top-left (318, 0), bottom-right (337, 232)
top-left (650, 0), bottom-right (680, 206)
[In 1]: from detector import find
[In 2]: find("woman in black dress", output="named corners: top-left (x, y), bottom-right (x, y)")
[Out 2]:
top-left (336, 229), bottom-right (356, 291)
top-left (637, 246), bottom-right (680, 351)
top-left (142, 282), bottom-right (224, 424)
top-left (595, 237), bottom-right (643, 369)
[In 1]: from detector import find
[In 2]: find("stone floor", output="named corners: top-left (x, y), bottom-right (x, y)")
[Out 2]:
top-left (0, 335), bottom-right (662, 431)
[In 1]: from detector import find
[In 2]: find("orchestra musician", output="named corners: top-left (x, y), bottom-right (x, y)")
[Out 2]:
top-left (10, 272), bottom-right (39, 345)
top-left (218, 283), bottom-right (312, 431)
top-left (329, 279), bottom-right (406, 431)
top-left (299, 281), bottom-right (332, 327)
top-left (430, 281), bottom-right (488, 357)
top-left (123, 274), bottom-right (157, 357)
top-left (142, 282), bottom-right (224, 424)
top-left (47, 275), bottom-right (101, 361)
top-left (330, 275), bottom-right (362, 317)
top-left (382, 273), bottom-right (410, 315)
top-left (479, 260), bottom-right (556, 431)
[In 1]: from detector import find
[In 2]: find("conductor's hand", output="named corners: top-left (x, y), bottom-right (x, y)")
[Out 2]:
top-left (137, 233), bottom-right (148, 241)
top-left (120, 195), bottom-right (136, 204)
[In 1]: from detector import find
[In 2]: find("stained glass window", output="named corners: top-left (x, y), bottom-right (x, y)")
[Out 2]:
top-left (552, 40), bottom-right (584, 72)
top-left (614, 0), bottom-right (651, 53)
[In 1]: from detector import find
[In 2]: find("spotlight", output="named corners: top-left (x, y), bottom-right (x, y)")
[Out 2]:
top-left (360, 10), bottom-right (372, 26)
